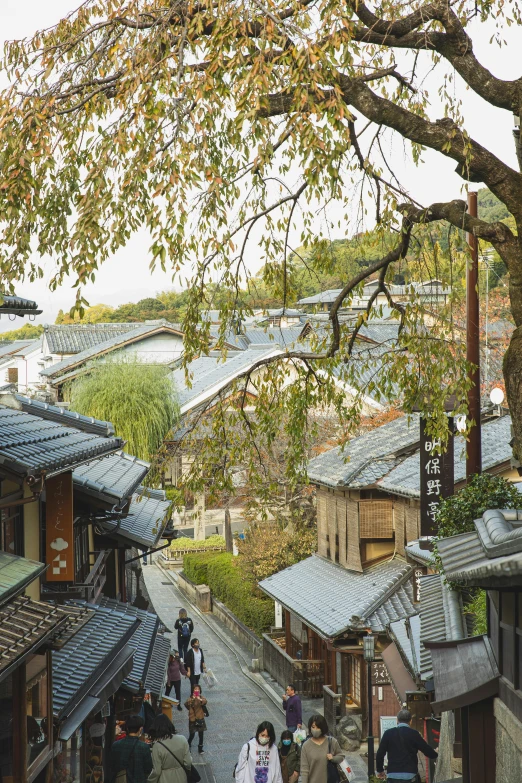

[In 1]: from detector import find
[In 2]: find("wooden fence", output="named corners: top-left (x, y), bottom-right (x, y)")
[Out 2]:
top-left (262, 631), bottom-right (324, 697)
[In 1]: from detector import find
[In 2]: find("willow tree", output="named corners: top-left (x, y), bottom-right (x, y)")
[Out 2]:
top-left (0, 0), bottom-right (521, 491)
top-left (69, 357), bottom-right (179, 462)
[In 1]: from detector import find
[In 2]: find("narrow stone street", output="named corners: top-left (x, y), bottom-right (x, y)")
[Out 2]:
top-left (142, 562), bottom-right (286, 782)
top-left (142, 561), bottom-right (369, 783)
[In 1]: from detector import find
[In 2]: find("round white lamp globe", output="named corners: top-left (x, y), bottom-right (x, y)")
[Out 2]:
top-left (490, 387), bottom-right (505, 406)
top-left (456, 415), bottom-right (467, 433)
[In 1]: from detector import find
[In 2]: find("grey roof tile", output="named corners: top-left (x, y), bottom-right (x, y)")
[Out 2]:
top-left (0, 294), bottom-right (42, 315)
top-left (0, 340), bottom-right (40, 361)
top-left (53, 601), bottom-right (139, 716)
top-left (404, 540), bottom-right (434, 566)
top-left (298, 289), bottom-right (343, 305)
top-left (259, 554), bottom-right (414, 638)
top-left (172, 348), bottom-right (278, 411)
top-left (378, 414), bottom-right (513, 498)
top-left (0, 406), bottom-right (123, 477)
top-left (98, 597), bottom-right (168, 696)
top-left (17, 395), bottom-right (115, 436)
top-left (73, 452), bottom-right (149, 505)
top-left (307, 414), bottom-right (420, 488)
top-left (367, 581), bottom-right (417, 631)
top-left (41, 322), bottom-right (183, 379)
top-left (0, 595), bottom-right (67, 675)
top-left (418, 574), bottom-right (466, 681)
top-left (44, 323), bottom-right (148, 354)
top-left (102, 493), bottom-right (172, 549)
top-left (389, 615), bottom-right (421, 676)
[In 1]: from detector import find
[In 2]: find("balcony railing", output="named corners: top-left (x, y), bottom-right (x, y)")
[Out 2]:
top-left (263, 631), bottom-right (324, 697)
top-left (42, 550), bottom-right (108, 604)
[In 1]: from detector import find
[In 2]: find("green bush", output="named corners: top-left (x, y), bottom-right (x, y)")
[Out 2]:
top-left (435, 473), bottom-right (521, 539)
top-left (171, 535), bottom-right (225, 552)
top-left (182, 551), bottom-right (274, 636)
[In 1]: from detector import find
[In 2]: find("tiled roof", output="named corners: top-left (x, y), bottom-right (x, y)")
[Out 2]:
top-left (0, 551), bottom-right (46, 603)
top-left (41, 322), bottom-right (183, 379)
top-left (0, 595), bottom-right (68, 675)
top-left (52, 601), bottom-right (140, 717)
top-left (17, 395), bottom-right (115, 437)
top-left (418, 574), bottom-right (466, 681)
top-left (172, 348), bottom-right (279, 413)
top-left (356, 322), bottom-right (400, 345)
top-left (0, 340), bottom-right (39, 361)
top-left (298, 289), bottom-right (343, 305)
top-left (0, 406), bottom-right (123, 478)
top-left (367, 581), bottom-right (417, 632)
top-left (437, 509), bottom-right (522, 585)
top-left (102, 493), bottom-right (172, 549)
top-left (98, 597), bottom-right (169, 696)
top-left (378, 414), bottom-right (513, 498)
top-left (144, 634), bottom-right (171, 696)
top-left (389, 615), bottom-right (421, 676)
top-left (258, 554), bottom-right (414, 638)
top-left (0, 294), bottom-right (42, 316)
top-left (73, 452), bottom-right (149, 505)
top-left (307, 414), bottom-right (420, 488)
top-left (228, 327), bottom-right (306, 350)
top-left (44, 323), bottom-right (148, 354)
top-left (404, 540), bottom-right (434, 566)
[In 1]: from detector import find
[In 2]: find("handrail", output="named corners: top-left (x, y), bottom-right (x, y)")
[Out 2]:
top-left (77, 550), bottom-right (108, 586)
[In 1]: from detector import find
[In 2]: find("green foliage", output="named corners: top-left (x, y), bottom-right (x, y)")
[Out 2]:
top-left (170, 535), bottom-right (225, 552)
top-left (68, 356), bottom-right (178, 461)
top-left (0, 323), bottom-right (44, 340)
top-left (183, 551), bottom-right (274, 636)
top-left (465, 589), bottom-right (488, 636)
top-left (237, 523), bottom-right (317, 582)
top-left (435, 474), bottom-right (521, 539)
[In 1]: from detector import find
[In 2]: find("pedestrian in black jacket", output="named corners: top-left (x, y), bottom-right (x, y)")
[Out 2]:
top-left (109, 715), bottom-right (152, 783)
top-left (376, 709), bottom-right (437, 781)
top-left (184, 638), bottom-right (206, 689)
top-left (174, 608), bottom-right (194, 661)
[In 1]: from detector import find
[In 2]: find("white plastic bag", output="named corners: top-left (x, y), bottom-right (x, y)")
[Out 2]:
top-left (338, 758), bottom-right (353, 782)
top-left (293, 728), bottom-right (307, 745)
top-left (203, 669), bottom-right (217, 688)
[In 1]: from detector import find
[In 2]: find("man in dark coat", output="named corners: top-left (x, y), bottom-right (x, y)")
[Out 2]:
top-left (376, 709), bottom-right (437, 781)
top-left (184, 638), bottom-right (206, 689)
top-left (110, 715), bottom-right (152, 783)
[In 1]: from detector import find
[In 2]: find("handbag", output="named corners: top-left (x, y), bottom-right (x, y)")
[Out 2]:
top-left (327, 737), bottom-right (341, 783)
top-left (194, 719), bottom-right (205, 729)
top-left (203, 704), bottom-right (209, 717)
top-left (157, 741), bottom-right (201, 783)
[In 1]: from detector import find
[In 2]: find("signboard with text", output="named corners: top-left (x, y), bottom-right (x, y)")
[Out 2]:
top-left (372, 661), bottom-right (390, 686)
top-left (45, 472), bottom-right (74, 581)
top-left (420, 418), bottom-right (454, 537)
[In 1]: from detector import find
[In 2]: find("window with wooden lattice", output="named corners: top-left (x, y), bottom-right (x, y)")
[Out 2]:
top-left (359, 499), bottom-right (394, 538)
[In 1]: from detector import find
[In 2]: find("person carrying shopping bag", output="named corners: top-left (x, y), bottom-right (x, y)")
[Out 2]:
top-left (184, 684), bottom-right (208, 755)
top-left (165, 651), bottom-right (188, 712)
top-left (234, 721), bottom-right (283, 783)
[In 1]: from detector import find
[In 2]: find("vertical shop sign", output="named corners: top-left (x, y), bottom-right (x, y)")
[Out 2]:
top-left (420, 418), bottom-right (454, 536)
top-left (45, 472), bottom-right (74, 581)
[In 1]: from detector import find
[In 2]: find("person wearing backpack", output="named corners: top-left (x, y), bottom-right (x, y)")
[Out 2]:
top-left (234, 722), bottom-right (283, 783)
top-left (300, 715), bottom-right (344, 783)
top-left (174, 608), bottom-right (194, 661)
top-left (376, 708), bottom-right (438, 781)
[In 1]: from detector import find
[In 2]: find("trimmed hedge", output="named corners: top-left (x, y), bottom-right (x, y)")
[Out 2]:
top-left (170, 535), bottom-right (226, 553)
top-left (183, 551), bottom-right (273, 636)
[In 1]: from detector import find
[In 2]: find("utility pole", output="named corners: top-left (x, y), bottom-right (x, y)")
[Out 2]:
top-left (466, 192), bottom-right (482, 478)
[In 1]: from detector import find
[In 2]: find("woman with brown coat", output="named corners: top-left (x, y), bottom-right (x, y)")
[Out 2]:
top-left (184, 684), bottom-right (207, 755)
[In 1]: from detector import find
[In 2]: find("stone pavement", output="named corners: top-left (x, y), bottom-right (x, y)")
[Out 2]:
top-left (142, 561), bottom-right (368, 783)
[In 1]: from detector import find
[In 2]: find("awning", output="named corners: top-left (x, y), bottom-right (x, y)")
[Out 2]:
top-left (424, 636), bottom-right (500, 713)
top-left (58, 644), bottom-right (134, 740)
top-left (0, 594), bottom-right (69, 682)
top-left (101, 493), bottom-right (172, 549)
top-left (381, 641), bottom-right (418, 703)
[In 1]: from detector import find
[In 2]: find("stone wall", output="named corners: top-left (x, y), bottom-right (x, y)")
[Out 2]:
top-left (494, 697), bottom-right (522, 780)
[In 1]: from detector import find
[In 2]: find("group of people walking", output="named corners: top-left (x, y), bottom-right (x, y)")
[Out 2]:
top-left (110, 605), bottom-right (438, 783)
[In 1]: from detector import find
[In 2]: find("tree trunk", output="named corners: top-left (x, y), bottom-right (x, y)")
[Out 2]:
top-left (504, 325), bottom-right (522, 463)
top-left (224, 505), bottom-right (233, 553)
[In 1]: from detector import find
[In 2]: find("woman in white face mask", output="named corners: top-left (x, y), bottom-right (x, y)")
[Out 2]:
top-left (234, 722), bottom-right (283, 783)
top-left (300, 714), bottom-right (345, 783)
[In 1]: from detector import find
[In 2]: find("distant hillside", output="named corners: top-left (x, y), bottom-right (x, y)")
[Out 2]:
top-left (0, 323), bottom-right (43, 341)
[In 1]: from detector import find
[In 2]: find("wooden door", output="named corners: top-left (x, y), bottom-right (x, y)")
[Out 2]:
top-left (461, 698), bottom-right (496, 783)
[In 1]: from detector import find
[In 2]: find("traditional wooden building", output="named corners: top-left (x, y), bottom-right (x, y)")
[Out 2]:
top-left (430, 508), bottom-right (522, 783)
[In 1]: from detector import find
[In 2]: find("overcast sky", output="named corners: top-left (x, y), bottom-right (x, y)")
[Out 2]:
top-left (1, 1), bottom-right (519, 330)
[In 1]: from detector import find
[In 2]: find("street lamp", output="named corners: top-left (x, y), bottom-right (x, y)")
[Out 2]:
top-left (363, 633), bottom-right (376, 781)
top-left (490, 387), bottom-right (505, 416)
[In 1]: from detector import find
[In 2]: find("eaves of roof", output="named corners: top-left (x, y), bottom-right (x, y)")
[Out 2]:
top-left (41, 323), bottom-right (184, 380)
top-left (17, 395), bottom-right (115, 437)
top-left (72, 452), bottom-right (149, 506)
top-left (0, 294), bottom-right (42, 315)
